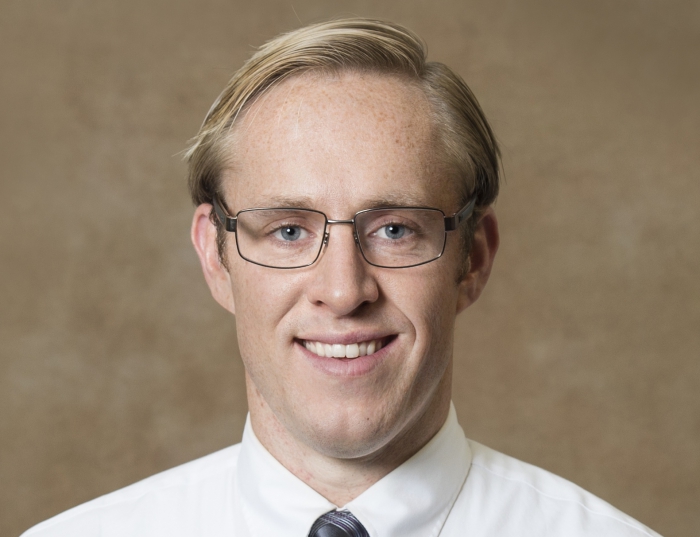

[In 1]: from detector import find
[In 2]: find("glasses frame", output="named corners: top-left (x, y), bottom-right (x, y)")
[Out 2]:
top-left (211, 195), bottom-right (476, 269)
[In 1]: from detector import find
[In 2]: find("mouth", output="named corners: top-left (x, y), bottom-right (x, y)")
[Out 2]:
top-left (300, 336), bottom-right (394, 359)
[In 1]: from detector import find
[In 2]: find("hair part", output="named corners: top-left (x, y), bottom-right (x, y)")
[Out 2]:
top-left (185, 18), bottom-right (500, 267)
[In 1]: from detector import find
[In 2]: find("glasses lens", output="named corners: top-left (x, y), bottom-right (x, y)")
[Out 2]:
top-left (355, 208), bottom-right (446, 267)
top-left (235, 209), bottom-right (326, 268)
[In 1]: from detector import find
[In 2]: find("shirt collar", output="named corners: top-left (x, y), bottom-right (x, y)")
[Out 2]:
top-left (236, 403), bottom-right (471, 537)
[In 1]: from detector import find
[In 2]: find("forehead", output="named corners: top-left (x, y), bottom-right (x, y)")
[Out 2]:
top-left (222, 71), bottom-right (457, 213)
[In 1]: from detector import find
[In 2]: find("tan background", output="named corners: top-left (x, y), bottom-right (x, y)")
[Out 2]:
top-left (1, 0), bottom-right (698, 535)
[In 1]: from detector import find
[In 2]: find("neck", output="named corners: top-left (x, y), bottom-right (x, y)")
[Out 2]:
top-left (246, 369), bottom-right (452, 507)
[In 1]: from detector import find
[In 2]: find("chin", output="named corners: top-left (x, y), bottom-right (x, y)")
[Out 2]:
top-left (306, 426), bottom-right (391, 460)
top-left (291, 401), bottom-right (407, 460)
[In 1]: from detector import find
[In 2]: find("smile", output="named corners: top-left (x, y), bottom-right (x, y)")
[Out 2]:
top-left (302, 337), bottom-right (389, 358)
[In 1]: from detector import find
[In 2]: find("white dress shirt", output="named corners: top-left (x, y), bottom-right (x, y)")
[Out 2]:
top-left (22, 404), bottom-right (661, 537)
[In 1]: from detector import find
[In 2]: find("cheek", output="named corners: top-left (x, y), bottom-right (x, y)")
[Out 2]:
top-left (383, 266), bottom-right (460, 354)
top-left (421, 285), bottom-right (458, 370)
top-left (228, 261), bottom-right (304, 361)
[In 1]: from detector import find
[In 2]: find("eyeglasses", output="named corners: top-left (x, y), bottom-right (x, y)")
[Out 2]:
top-left (212, 196), bottom-right (476, 269)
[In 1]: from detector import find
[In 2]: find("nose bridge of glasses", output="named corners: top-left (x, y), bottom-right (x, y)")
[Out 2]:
top-left (323, 219), bottom-right (359, 246)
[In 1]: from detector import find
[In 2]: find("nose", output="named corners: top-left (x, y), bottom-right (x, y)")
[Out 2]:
top-left (305, 222), bottom-right (379, 316)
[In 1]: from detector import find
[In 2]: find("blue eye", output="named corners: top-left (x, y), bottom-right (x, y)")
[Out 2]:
top-left (377, 224), bottom-right (406, 240)
top-left (273, 226), bottom-right (308, 241)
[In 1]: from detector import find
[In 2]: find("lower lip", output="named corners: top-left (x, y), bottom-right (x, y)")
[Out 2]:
top-left (297, 337), bottom-right (395, 377)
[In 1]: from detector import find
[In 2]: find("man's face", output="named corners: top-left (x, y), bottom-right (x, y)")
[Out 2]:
top-left (199, 72), bottom-right (481, 459)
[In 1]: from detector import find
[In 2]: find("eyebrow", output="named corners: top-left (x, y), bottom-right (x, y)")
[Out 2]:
top-left (257, 195), bottom-right (317, 209)
top-left (256, 193), bottom-right (429, 210)
top-left (364, 193), bottom-right (428, 208)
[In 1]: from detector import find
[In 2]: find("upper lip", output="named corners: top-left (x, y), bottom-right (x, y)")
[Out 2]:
top-left (295, 331), bottom-right (395, 346)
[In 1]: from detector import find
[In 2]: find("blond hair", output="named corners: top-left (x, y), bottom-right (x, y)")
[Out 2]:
top-left (185, 18), bottom-right (500, 254)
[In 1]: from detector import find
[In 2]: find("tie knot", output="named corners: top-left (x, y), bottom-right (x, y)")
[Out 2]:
top-left (308, 510), bottom-right (370, 537)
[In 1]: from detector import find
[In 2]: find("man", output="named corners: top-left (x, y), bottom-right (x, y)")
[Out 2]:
top-left (24, 18), bottom-right (661, 537)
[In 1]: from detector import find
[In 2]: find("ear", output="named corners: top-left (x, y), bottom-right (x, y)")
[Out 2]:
top-left (456, 206), bottom-right (499, 314)
top-left (191, 203), bottom-right (236, 315)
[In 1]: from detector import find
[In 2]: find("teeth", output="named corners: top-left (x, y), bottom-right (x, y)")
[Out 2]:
top-left (303, 338), bottom-right (386, 359)
top-left (367, 340), bottom-right (376, 355)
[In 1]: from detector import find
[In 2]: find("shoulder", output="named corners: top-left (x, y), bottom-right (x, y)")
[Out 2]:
top-left (21, 444), bottom-right (242, 537)
top-left (446, 439), bottom-right (662, 537)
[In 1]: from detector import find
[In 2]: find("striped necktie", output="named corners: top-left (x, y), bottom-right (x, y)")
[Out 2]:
top-left (308, 510), bottom-right (370, 537)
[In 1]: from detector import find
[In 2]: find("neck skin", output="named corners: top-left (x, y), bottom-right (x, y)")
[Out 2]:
top-left (246, 363), bottom-right (453, 507)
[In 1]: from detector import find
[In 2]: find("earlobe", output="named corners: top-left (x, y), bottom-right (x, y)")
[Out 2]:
top-left (456, 207), bottom-right (499, 314)
top-left (191, 204), bottom-right (236, 315)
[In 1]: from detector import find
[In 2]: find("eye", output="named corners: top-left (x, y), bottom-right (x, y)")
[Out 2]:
top-left (272, 225), bottom-right (308, 242)
top-left (375, 223), bottom-right (407, 240)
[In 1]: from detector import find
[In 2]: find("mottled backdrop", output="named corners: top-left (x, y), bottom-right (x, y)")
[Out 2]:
top-left (1, 1), bottom-right (698, 536)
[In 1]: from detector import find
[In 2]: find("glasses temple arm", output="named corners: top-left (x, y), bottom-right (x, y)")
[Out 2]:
top-left (444, 198), bottom-right (476, 231)
top-left (212, 197), bottom-right (237, 232)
